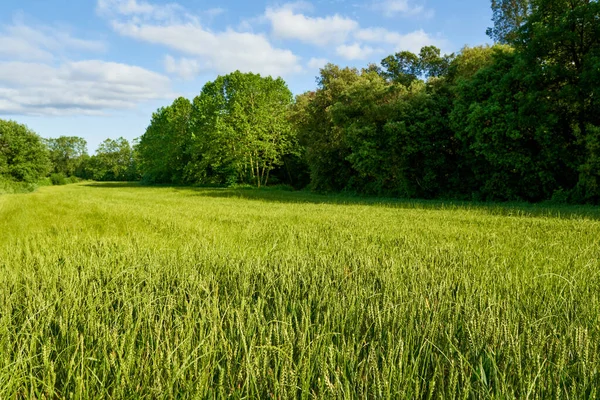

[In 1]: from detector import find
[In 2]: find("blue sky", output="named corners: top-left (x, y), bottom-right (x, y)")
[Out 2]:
top-left (0, 0), bottom-right (492, 152)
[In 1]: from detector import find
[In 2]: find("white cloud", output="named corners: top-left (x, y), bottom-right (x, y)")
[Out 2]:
top-left (100, 0), bottom-right (302, 77)
top-left (336, 43), bottom-right (377, 60)
top-left (205, 8), bottom-right (226, 19)
top-left (164, 55), bottom-right (202, 80)
top-left (0, 19), bottom-right (106, 62)
top-left (96, 0), bottom-right (189, 22)
top-left (112, 22), bottom-right (302, 76)
top-left (265, 6), bottom-right (358, 46)
top-left (0, 61), bottom-right (172, 116)
top-left (374, 0), bottom-right (433, 17)
top-left (0, 16), bottom-right (168, 116)
top-left (307, 57), bottom-right (328, 69)
top-left (262, 2), bottom-right (445, 60)
top-left (355, 28), bottom-right (448, 54)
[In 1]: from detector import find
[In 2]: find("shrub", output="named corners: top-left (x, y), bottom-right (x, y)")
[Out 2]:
top-left (50, 173), bottom-right (67, 186)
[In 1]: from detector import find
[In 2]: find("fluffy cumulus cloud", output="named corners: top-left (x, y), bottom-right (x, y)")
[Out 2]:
top-left (265, 5), bottom-right (358, 46)
top-left (0, 60), bottom-right (172, 116)
top-left (100, 0), bottom-right (302, 78)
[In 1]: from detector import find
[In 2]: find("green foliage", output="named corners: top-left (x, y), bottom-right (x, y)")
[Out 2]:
top-left (1, 183), bottom-right (599, 397)
top-left (45, 136), bottom-right (88, 177)
top-left (297, 52), bottom-right (457, 197)
top-left (380, 46), bottom-right (453, 86)
top-left (0, 119), bottom-right (50, 182)
top-left (83, 138), bottom-right (137, 181)
top-left (0, 178), bottom-right (38, 194)
top-left (487, 0), bottom-right (531, 43)
top-left (293, 64), bottom-right (361, 191)
top-left (447, 45), bottom-right (509, 82)
top-left (450, 46), bottom-right (560, 201)
top-left (136, 97), bottom-right (193, 184)
top-left (49, 173), bottom-right (67, 186)
top-left (188, 71), bottom-right (297, 187)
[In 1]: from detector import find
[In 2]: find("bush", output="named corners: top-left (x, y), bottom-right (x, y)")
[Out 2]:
top-left (0, 178), bottom-right (38, 194)
top-left (50, 173), bottom-right (67, 185)
top-left (37, 177), bottom-right (52, 187)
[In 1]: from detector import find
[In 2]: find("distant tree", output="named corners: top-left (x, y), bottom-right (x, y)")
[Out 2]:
top-left (45, 136), bottom-right (88, 177)
top-left (486, 0), bottom-right (532, 44)
top-left (0, 119), bottom-right (50, 182)
top-left (86, 137), bottom-right (136, 181)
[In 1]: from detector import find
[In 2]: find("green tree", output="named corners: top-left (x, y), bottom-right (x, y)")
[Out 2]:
top-left (327, 69), bottom-right (458, 197)
top-left (447, 45), bottom-right (506, 82)
top-left (189, 71), bottom-right (296, 187)
top-left (515, 0), bottom-right (600, 201)
top-left (0, 119), bottom-right (50, 182)
top-left (380, 46), bottom-right (453, 85)
top-left (381, 51), bottom-right (421, 86)
top-left (486, 0), bottom-right (532, 43)
top-left (45, 136), bottom-right (88, 177)
top-left (293, 64), bottom-right (362, 191)
top-left (86, 138), bottom-right (136, 181)
top-left (418, 46), bottom-right (453, 78)
top-left (137, 97), bottom-right (193, 184)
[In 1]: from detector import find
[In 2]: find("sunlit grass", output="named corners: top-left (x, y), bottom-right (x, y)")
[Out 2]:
top-left (1, 182), bottom-right (599, 398)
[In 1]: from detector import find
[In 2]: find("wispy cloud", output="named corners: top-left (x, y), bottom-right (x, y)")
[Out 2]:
top-left (0, 15), bottom-right (171, 116)
top-left (307, 57), bottom-right (328, 69)
top-left (354, 28), bottom-right (448, 54)
top-left (373, 0), bottom-right (433, 18)
top-left (164, 55), bottom-right (202, 80)
top-left (0, 18), bottom-right (107, 62)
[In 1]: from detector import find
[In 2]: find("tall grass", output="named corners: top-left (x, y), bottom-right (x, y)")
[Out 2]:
top-left (0, 183), bottom-right (599, 398)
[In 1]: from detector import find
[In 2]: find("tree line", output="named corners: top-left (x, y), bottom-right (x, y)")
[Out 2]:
top-left (1, 0), bottom-right (598, 203)
top-left (0, 121), bottom-right (137, 186)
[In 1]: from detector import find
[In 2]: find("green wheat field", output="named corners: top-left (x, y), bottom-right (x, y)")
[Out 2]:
top-left (1, 183), bottom-right (599, 399)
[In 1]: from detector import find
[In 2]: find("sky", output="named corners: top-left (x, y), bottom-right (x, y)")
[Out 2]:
top-left (0, 0), bottom-right (493, 152)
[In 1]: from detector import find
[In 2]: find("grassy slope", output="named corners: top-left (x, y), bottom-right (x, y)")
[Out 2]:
top-left (1, 183), bottom-right (599, 398)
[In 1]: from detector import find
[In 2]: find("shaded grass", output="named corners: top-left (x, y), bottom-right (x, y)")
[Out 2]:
top-left (1, 182), bottom-right (599, 398)
top-left (86, 181), bottom-right (600, 220)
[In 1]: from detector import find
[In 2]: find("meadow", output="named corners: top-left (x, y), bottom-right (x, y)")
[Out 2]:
top-left (0, 183), bottom-right (599, 399)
